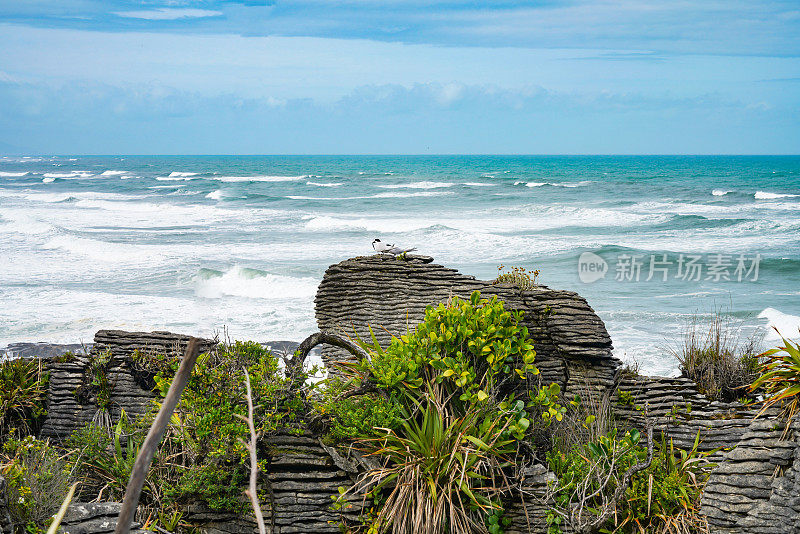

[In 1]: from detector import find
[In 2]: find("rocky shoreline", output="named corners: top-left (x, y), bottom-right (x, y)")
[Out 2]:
top-left (2, 255), bottom-right (799, 533)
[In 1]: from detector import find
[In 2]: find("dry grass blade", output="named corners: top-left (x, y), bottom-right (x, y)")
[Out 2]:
top-left (46, 482), bottom-right (80, 534)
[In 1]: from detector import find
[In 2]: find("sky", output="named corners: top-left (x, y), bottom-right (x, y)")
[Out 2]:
top-left (0, 1), bottom-right (799, 154)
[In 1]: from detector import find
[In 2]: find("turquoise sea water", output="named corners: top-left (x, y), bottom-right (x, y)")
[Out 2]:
top-left (1, 155), bottom-right (799, 375)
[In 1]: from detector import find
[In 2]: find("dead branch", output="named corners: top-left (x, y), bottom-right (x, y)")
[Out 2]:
top-left (240, 368), bottom-right (267, 534)
top-left (287, 331), bottom-right (373, 379)
top-left (545, 413), bottom-right (655, 534)
top-left (115, 338), bottom-right (202, 534)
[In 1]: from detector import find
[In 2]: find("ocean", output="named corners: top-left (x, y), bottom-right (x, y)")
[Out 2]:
top-left (1, 155), bottom-right (799, 376)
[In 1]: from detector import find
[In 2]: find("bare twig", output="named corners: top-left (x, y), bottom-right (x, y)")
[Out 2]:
top-left (115, 338), bottom-right (202, 534)
top-left (239, 368), bottom-right (267, 534)
top-left (288, 331), bottom-right (373, 378)
top-left (545, 410), bottom-right (655, 534)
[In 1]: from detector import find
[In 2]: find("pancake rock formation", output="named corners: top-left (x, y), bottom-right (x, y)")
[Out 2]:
top-left (9, 255), bottom-right (799, 533)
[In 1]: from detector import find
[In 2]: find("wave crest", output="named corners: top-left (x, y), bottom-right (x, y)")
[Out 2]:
top-left (755, 191), bottom-right (798, 199)
top-left (195, 266), bottom-right (318, 300)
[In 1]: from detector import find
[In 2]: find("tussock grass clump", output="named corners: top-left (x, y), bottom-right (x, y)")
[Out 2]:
top-left (670, 311), bottom-right (762, 402)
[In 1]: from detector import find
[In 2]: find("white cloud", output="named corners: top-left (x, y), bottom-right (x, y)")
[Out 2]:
top-left (113, 8), bottom-right (223, 21)
top-left (0, 70), bottom-right (20, 83)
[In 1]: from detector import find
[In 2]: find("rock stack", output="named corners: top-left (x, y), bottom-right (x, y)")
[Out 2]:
top-left (40, 330), bottom-right (216, 440)
top-left (315, 254), bottom-right (619, 394)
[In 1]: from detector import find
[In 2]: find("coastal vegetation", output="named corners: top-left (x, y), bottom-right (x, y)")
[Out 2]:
top-left (0, 358), bottom-right (49, 441)
top-left (671, 311), bottom-right (762, 402)
top-left (324, 292), bottom-right (547, 533)
top-left (1, 299), bottom-right (799, 534)
top-left (492, 265), bottom-right (540, 290)
top-left (751, 333), bottom-right (800, 421)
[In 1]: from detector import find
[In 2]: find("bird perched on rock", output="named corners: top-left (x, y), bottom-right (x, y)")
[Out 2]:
top-left (372, 238), bottom-right (417, 255)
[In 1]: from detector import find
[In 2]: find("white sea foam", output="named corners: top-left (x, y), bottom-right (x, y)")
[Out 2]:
top-left (306, 181), bottom-right (343, 187)
top-left (195, 266), bottom-right (317, 300)
top-left (43, 235), bottom-right (168, 263)
top-left (168, 172), bottom-right (199, 178)
top-left (0, 212), bottom-right (55, 236)
top-left (378, 181), bottom-right (454, 189)
top-left (712, 189), bottom-right (731, 196)
top-left (373, 191), bottom-right (454, 198)
top-left (759, 308), bottom-right (800, 340)
top-left (26, 191), bottom-right (138, 204)
top-left (304, 215), bottom-right (434, 233)
top-left (303, 205), bottom-right (664, 235)
top-left (287, 191), bottom-right (452, 201)
top-left (215, 175), bottom-right (306, 183)
top-left (755, 191), bottom-right (799, 200)
top-left (22, 193), bottom-right (76, 203)
top-left (525, 181), bottom-right (592, 188)
top-left (101, 170), bottom-right (128, 176)
top-left (156, 176), bottom-right (197, 181)
top-left (167, 189), bottom-right (202, 196)
top-left (462, 182), bottom-right (496, 187)
top-left (42, 177), bottom-right (55, 183)
top-left (42, 172), bottom-right (93, 179)
top-left (0, 172), bottom-right (28, 177)
top-left (206, 190), bottom-right (223, 200)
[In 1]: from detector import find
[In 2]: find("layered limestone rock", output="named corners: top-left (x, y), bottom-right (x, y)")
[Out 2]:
top-left (701, 415), bottom-right (800, 533)
top-left (188, 433), bottom-right (362, 534)
top-left (60, 502), bottom-right (150, 534)
top-left (0, 475), bottom-right (12, 534)
top-left (26, 255), bottom-right (800, 533)
top-left (315, 255), bottom-right (619, 394)
top-left (40, 330), bottom-right (216, 440)
top-left (611, 374), bottom-right (761, 455)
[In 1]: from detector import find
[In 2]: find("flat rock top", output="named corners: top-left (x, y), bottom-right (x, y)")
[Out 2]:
top-left (1, 342), bottom-right (90, 360)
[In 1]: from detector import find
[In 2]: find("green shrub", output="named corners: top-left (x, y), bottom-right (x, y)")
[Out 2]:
top-left (67, 412), bottom-right (142, 503)
top-left (148, 340), bottom-right (299, 512)
top-left (492, 265), bottom-right (539, 290)
top-left (0, 436), bottom-right (75, 534)
top-left (751, 334), bottom-right (800, 421)
top-left (546, 430), bottom-right (712, 534)
top-left (325, 393), bottom-right (403, 442)
top-left (325, 291), bottom-right (561, 533)
top-left (0, 358), bottom-right (49, 441)
top-left (364, 291), bottom-right (539, 404)
top-left (63, 340), bottom-right (300, 517)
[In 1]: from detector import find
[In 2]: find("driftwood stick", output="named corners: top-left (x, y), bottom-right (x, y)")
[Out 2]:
top-left (241, 368), bottom-right (268, 534)
top-left (115, 338), bottom-right (202, 534)
top-left (288, 331), bottom-right (373, 377)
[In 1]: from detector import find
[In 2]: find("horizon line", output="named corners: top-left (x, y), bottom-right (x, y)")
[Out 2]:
top-left (4, 153), bottom-right (800, 158)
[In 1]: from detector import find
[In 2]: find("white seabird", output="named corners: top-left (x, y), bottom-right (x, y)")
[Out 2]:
top-left (372, 238), bottom-right (417, 255)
